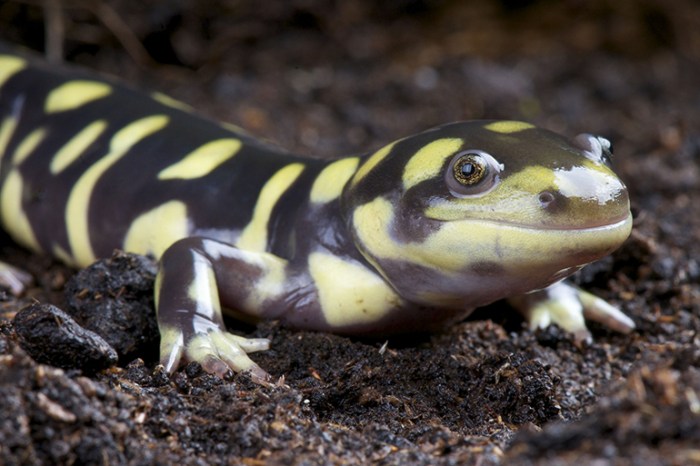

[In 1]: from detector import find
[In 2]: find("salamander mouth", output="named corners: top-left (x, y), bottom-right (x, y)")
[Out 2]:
top-left (498, 211), bottom-right (633, 232)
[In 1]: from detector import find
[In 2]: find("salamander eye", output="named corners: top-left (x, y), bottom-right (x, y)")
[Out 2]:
top-left (445, 150), bottom-right (502, 197)
top-left (453, 153), bottom-right (486, 185)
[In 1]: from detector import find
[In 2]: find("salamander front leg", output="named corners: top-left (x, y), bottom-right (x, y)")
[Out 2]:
top-left (156, 237), bottom-right (287, 383)
top-left (509, 281), bottom-right (635, 341)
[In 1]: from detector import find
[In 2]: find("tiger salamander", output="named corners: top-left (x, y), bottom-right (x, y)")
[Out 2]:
top-left (0, 47), bottom-right (634, 381)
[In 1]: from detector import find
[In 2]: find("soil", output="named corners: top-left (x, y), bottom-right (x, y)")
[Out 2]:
top-left (1, 1), bottom-right (699, 465)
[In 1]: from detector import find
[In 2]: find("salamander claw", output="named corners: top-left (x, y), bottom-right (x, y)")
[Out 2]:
top-left (578, 288), bottom-right (635, 334)
top-left (510, 281), bottom-right (633, 340)
top-left (160, 328), bottom-right (271, 384)
top-left (160, 333), bottom-right (185, 374)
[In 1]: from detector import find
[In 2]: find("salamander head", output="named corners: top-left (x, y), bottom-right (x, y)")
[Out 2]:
top-left (344, 120), bottom-right (632, 309)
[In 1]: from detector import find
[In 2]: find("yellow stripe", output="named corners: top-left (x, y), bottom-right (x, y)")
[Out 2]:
top-left (483, 121), bottom-right (534, 134)
top-left (66, 115), bottom-right (169, 266)
top-left (237, 163), bottom-right (305, 252)
top-left (402, 138), bottom-right (463, 190)
top-left (123, 200), bottom-right (189, 258)
top-left (220, 122), bottom-right (251, 136)
top-left (52, 244), bottom-right (74, 265)
top-left (45, 80), bottom-right (112, 113)
top-left (151, 92), bottom-right (192, 112)
top-left (51, 120), bottom-right (109, 174)
top-left (186, 264), bottom-right (221, 318)
top-left (0, 171), bottom-right (40, 251)
top-left (350, 142), bottom-right (395, 188)
top-left (0, 55), bottom-right (26, 88)
top-left (13, 128), bottom-right (47, 165)
top-left (157, 138), bottom-right (242, 180)
top-left (243, 252), bottom-right (288, 312)
top-left (309, 157), bottom-right (359, 204)
top-left (309, 252), bottom-right (399, 327)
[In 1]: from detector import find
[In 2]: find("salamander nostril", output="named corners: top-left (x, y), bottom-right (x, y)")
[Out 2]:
top-left (538, 191), bottom-right (556, 208)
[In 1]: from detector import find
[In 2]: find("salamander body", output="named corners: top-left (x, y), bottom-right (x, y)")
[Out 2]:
top-left (0, 47), bottom-right (634, 380)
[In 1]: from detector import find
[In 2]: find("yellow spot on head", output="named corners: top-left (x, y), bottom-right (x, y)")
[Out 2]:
top-left (13, 128), bottom-right (47, 164)
top-left (158, 138), bottom-right (242, 180)
top-left (66, 114), bottom-right (169, 266)
top-left (310, 157), bottom-right (360, 204)
top-left (0, 55), bottom-right (26, 88)
top-left (350, 142), bottom-right (396, 187)
top-left (237, 163), bottom-right (305, 252)
top-left (308, 252), bottom-right (400, 327)
top-left (0, 171), bottom-right (41, 251)
top-left (402, 138), bottom-right (463, 190)
top-left (51, 120), bottom-right (109, 174)
top-left (123, 200), bottom-right (190, 258)
top-left (45, 81), bottom-right (112, 113)
top-left (483, 121), bottom-right (535, 134)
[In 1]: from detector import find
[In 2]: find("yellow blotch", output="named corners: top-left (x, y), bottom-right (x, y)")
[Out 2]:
top-left (351, 196), bottom-right (473, 272)
top-left (45, 80), bottom-right (112, 113)
top-left (220, 122), bottom-right (251, 136)
top-left (350, 142), bottom-right (396, 188)
top-left (0, 171), bottom-right (40, 251)
top-left (483, 121), bottom-right (535, 134)
top-left (158, 138), bottom-right (242, 180)
top-left (151, 92), bottom-right (192, 112)
top-left (310, 157), bottom-right (360, 204)
top-left (123, 200), bottom-right (189, 259)
top-left (244, 253), bottom-right (288, 312)
top-left (237, 163), bottom-right (305, 252)
top-left (309, 252), bottom-right (400, 327)
top-left (0, 116), bottom-right (18, 164)
top-left (402, 138), bottom-right (463, 190)
top-left (51, 120), bottom-right (108, 174)
top-left (13, 128), bottom-right (47, 165)
top-left (0, 55), bottom-right (26, 88)
top-left (352, 197), bottom-right (402, 262)
top-left (51, 244), bottom-right (75, 266)
top-left (66, 114), bottom-right (169, 266)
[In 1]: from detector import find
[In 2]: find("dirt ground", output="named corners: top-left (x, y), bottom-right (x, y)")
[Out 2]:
top-left (1, 0), bottom-right (699, 464)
